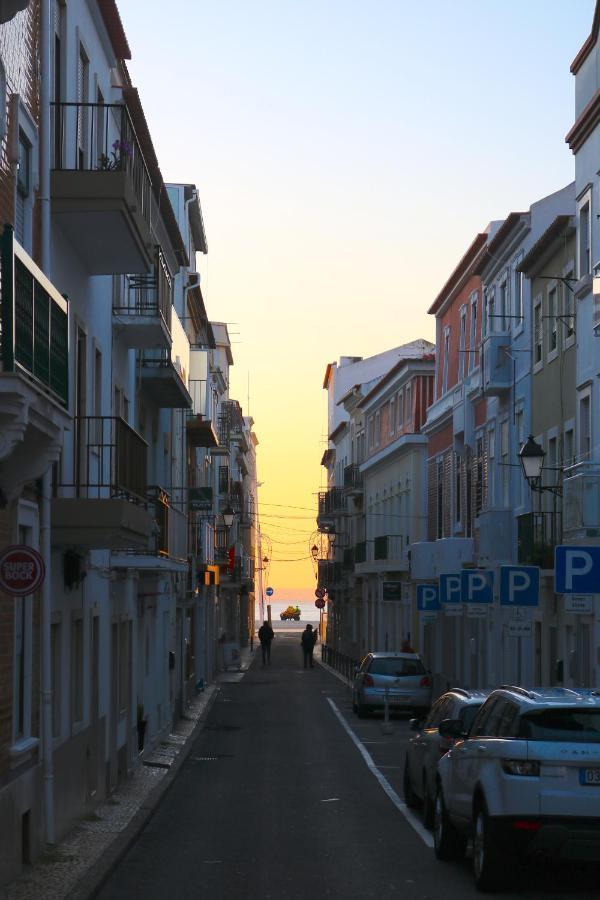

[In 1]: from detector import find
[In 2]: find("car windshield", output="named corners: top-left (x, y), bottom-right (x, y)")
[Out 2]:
top-left (369, 658), bottom-right (425, 676)
top-left (460, 704), bottom-right (483, 732)
top-left (519, 708), bottom-right (600, 743)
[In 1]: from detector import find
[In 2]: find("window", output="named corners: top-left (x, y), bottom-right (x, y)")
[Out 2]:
top-left (454, 452), bottom-right (461, 525)
top-left (76, 43), bottom-right (89, 169)
top-left (469, 292), bottom-right (478, 372)
top-left (500, 420), bottom-right (509, 507)
top-left (367, 415), bottom-right (374, 451)
top-left (515, 411), bottom-right (524, 506)
top-left (579, 393), bottom-right (591, 462)
top-left (563, 270), bottom-right (575, 344)
top-left (374, 411), bottom-right (381, 448)
top-left (470, 698), bottom-right (500, 738)
top-left (436, 459), bottom-right (444, 539)
top-left (397, 391), bottom-right (404, 429)
top-left (15, 131), bottom-right (31, 247)
top-left (533, 298), bottom-right (543, 367)
top-left (564, 427), bottom-right (574, 468)
top-left (487, 289), bottom-right (495, 334)
top-left (548, 285), bottom-right (558, 356)
top-left (579, 199), bottom-right (591, 278)
top-left (389, 398), bottom-right (396, 436)
top-left (71, 616), bottom-right (83, 725)
top-left (475, 436), bottom-right (484, 516)
top-left (487, 427), bottom-right (495, 506)
top-left (513, 260), bottom-right (523, 326)
top-left (499, 278), bottom-right (508, 331)
top-left (405, 383), bottom-right (411, 424)
top-left (458, 307), bottom-right (466, 381)
top-left (442, 327), bottom-right (450, 394)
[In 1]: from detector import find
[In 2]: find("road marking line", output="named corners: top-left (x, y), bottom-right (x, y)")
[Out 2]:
top-left (326, 697), bottom-right (434, 849)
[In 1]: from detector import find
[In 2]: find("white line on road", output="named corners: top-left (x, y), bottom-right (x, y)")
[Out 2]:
top-left (326, 697), bottom-right (434, 849)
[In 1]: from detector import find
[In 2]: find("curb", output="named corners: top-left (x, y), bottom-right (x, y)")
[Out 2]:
top-left (64, 685), bottom-right (221, 900)
top-left (314, 652), bottom-right (352, 687)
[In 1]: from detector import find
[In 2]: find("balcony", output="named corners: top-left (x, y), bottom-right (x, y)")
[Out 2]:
top-left (563, 463), bottom-right (600, 540)
top-left (113, 247), bottom-right (172, 349)
top-left (0, 228), bottom-right (71, 499)
top-left (481, 331), bottom-right (511, 396)
top-left (112, 486), bottom-right (188, 572)
top-left (317, 560), bottom-right (343, 590)
top-left (186, 379), bottom-right (218, 449)
top-left (218, 400), bottom-right (244, 445)
top-left (52, 417), bottom-right (152, 549)
top-left (355, 535), bottom-right (408, 575)
top-left (343, 464), bottom-right (363, 496)
top-left (140, 349), bottom-right (192, 409)
top-left (517, 511), bottom-right (561, 570)
top-left (51, 102), bottom-right (153, 274)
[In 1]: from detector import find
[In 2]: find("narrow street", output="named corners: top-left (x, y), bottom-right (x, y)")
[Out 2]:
top-left (98, 631), bottom-right (599, 900)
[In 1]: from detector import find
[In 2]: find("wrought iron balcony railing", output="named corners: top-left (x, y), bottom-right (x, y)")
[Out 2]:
top-left (343, 464), bottom-right (363, 492)
top-left (1, 225), bottom-right (68, 407)
top-left (115, 246), bottom-right (172, 333)
top-left (218, 399), bottom-right (244, 445)
top-left (58, 416), bottom-right (147, 503)
top-left (51, 101), bottom-right (152, 231)
top-left (318, 487), bottom-right (346, 517)
top-left (517, 511), bottom-right (561, 569)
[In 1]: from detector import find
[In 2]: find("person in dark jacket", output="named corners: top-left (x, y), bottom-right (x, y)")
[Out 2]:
top-left (301, 624), bottom-right (317, 669)
top-left (258, 620), bottom-right (274, 667)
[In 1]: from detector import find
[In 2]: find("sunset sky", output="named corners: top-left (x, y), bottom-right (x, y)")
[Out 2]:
top-left (121, 0), bottom-right (593, 599)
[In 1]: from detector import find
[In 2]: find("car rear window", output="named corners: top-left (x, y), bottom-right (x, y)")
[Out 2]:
top-left (369, 658), bottom-right (425, 676)
top-left (519, 708), bottom-right (600, 743)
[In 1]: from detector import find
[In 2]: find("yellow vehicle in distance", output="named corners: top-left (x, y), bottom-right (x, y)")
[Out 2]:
top-left (280, 605), bottom-right (301, 621)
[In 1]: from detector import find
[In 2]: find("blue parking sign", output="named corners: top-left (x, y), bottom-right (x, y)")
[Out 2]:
top-left (500, 566), bottom-right (539, 607)
top-left (461, 570), bottom-right (494, 603)
top-left (417, 584), bottom-right (440, 611)
top-left (555, 545), bottom-right (600, 594)
top-left (439, 574), bottom-right (461, 604)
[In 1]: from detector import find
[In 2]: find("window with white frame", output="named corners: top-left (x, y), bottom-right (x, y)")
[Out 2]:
top-left (578, 189), bottom-right (591, 278)
top-left (487, 288), bottom-right (495, 334)
top-left (389, 397), bottom-right (396, 436)
top-left (469, 291), bottom-right (478, 372)
top-left (487, 427), bottom-right (495, 507)
top-left (442, 327), bottom-right (450, 394)
top-left (436, 459), bottom-right (444, 539)
top-left (367, 415), bottom-right (374, 451)
top-left (397, 390), bottom-right (404, 430)
top-left (513, 257), bottom-right (523, 326)
top-left (405, 382), bottom-right (411, 424)
top-left (548, 284), bottom-right (558, 357)
top-left (454, 452), bottom-right (461, 525)
top-left (533, 297), bottom-right (543, 368)
top-left (563, 268), bottom-right (575, 345)
top-left (499, 276), bottom-right (509, 330)
top-left (500, 420), bottom-right (509, 507)
top-left (564, 426), bottom-right (574, 468)
top-left (374, 411), bottom-right (380, 449)
top-left (578, 391), bottom-right (591, 461)
top-left (458, 307), bottom-right (466, 380)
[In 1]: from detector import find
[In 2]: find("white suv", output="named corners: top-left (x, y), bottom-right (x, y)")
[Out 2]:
top-left (434, 686), bottom-right (600, 892)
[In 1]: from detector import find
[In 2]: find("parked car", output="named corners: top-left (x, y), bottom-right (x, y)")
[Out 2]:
top-left (352, 652), bottom-right (432, 718)
top-left (403, 688), bottom-right (489, 827)
top-left (433, 686), bottom-right (600, 892)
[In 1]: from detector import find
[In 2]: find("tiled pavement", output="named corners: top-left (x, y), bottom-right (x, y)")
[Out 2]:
top-left (0, 648), bottom-right (255, 900)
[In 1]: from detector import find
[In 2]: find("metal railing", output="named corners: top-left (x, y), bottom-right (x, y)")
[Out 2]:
top-left (51, 101), bottom-right (153, 232)
top-left (318, 487), bottom-right (346, 517)
top-left (188, 379), bottom-right (208, 417)
top-left (321, 646), bottom-right (359, 682)
top-left (517, 511), bottom-right (561, 568)
top-left (218, 399), bottom-right (244, 444)
top-left (343, 464), bottom-right (363, 491)
top-left (58, 416), bottom-right (147, 503)
top-left (115, 246), bottom-right (172, 333)
top-left (317, 560), bottom-right (343, 588)
top-left (1, 226), bottom-right (68, 407)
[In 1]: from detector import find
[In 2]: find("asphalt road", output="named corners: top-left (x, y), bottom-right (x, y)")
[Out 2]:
top-left (98, 634), bottom-right (600, 900)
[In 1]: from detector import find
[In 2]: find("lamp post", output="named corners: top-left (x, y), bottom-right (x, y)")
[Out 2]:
top-left (519, 435), bottom-right (562, 496)
top-left (311, 544), bottom-right (319, 560)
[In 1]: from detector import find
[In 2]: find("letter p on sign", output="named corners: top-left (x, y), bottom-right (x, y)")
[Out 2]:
top-left (500, 566), bottom-right (539, 607)
top-left (555, 546), bottom-right (600, 594)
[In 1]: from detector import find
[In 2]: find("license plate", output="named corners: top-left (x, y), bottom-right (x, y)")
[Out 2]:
top-left (579, 768), bottom-right (600, 786)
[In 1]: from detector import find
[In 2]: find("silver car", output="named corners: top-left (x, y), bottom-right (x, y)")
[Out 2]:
top-left (403, 688), bottom-right (489, 827)
top-left (352, 652), bottom-right (432, 719)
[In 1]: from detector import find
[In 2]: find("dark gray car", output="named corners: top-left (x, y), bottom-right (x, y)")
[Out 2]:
top-left (403, 688), bottom-right (489, 827)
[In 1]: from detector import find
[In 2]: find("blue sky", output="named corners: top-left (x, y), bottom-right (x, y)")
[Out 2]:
top-left (121, 0), bottom-right (595, 590)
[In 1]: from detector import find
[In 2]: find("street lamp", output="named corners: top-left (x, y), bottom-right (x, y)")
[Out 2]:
top-left (222, 505), bottom-right (235, 528)
top-left (311, 544), bottom-right (319, 560)
top-left (519, 435), bottom-right (563, 496)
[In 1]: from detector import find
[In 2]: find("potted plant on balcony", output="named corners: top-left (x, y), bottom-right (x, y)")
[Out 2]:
top-left (136, 703), bottom-right (147, 754)
top-left (98, 139), bottom-right (133, 171)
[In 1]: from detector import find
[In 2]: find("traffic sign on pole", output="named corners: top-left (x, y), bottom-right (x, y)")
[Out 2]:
top-left (0, 546), bottom-right (45, 596)
top-left (265, 587), bottom-right (274, 597)
top-left (315, 587), bottom-right (325, 600)
top-left (499, 565), bottom-right (539, 606)
top-left (315, 598), bottom-right (326, 609)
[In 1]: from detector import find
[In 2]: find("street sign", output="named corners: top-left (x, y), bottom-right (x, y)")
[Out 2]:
top-left (189, 486), bottom-right (213, 512)
top-left (416, 584), bottom-right (440, 611)
top-left (382, 581), bottom-right (403, 601)
top-left (315, 598), bottom-right (326, 609)
top-left (565, 595), bottom-right (593, 614)
top-left (315, 587), bottom-right (326, 600)
top-left (444, 604), bottom-right (463, 617)
top-left (508, 620), bottom-right (532, 637)
top-left (0, 546), bottom-right (45, 596)
top-left (421, 612), bottom-right (438, 624)
top-left (461, 570), bottom-right (494, 603)
top-left (265, 587), bottom-right (274, 597)
top-left (500, 566), bottom-right (540, 607)
top-left (555, 545), bottom-right (600, 594)
top-left (467, 605), bottom-right (488, 618)
top-left (439, 574), bottom-right (462, 604)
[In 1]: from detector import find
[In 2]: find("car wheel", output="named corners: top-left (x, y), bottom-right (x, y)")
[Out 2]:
top-left (422, 774), bottom-right (434, 828)
top-left (472, 802), bottom-right (509, 892)
top-left (403, 758), bottom-right (419, 808)
top-left (434, 786), bottom-right (466, 861)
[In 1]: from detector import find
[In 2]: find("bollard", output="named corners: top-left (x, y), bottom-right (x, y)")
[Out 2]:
top-left (381, 686), bottom-right (393, 735)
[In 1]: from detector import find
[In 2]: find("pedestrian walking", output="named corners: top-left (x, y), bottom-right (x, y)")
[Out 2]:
top-left (258, 620), bottom-right (274, 667)
top-left (301, 624), bottom-right (317, 669)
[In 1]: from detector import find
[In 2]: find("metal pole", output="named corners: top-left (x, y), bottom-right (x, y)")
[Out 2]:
top-left (40, 468), bottom-right (55, 843)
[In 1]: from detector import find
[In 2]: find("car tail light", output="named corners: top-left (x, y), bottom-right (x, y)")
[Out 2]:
top-left (419, 675), bottom-right (431, 688)
top-left (501, 759), bottom-right (540, 777)
top-left (363, 674), bottom-right (374, 687)
top-left (512, 820), bottom-right (541, 832)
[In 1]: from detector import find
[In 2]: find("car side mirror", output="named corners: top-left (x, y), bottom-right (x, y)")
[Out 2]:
top-left (438, 718), bottom-right (465, 740)
top-left (408, 717), bottom-right (421, 732)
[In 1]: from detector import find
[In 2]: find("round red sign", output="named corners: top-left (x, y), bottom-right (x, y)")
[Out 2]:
top-left (0, 546), bottom-right (45, 596)
top-left (315, 587), bottom-right (326, 600)
top-left (315, 598), bottom-right (326, 609)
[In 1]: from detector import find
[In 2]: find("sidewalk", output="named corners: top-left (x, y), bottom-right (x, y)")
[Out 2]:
top-left (0, 647), bottom-right (255, 900)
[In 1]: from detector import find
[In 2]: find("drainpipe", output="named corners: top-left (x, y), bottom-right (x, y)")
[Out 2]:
top-left (39, 0), bottom-right (55, 845)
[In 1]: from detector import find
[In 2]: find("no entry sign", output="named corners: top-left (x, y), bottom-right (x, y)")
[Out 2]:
top-left (315, 598), bottom-right (326, 609)
top-left (0, 546), bottom-right (45, 596)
